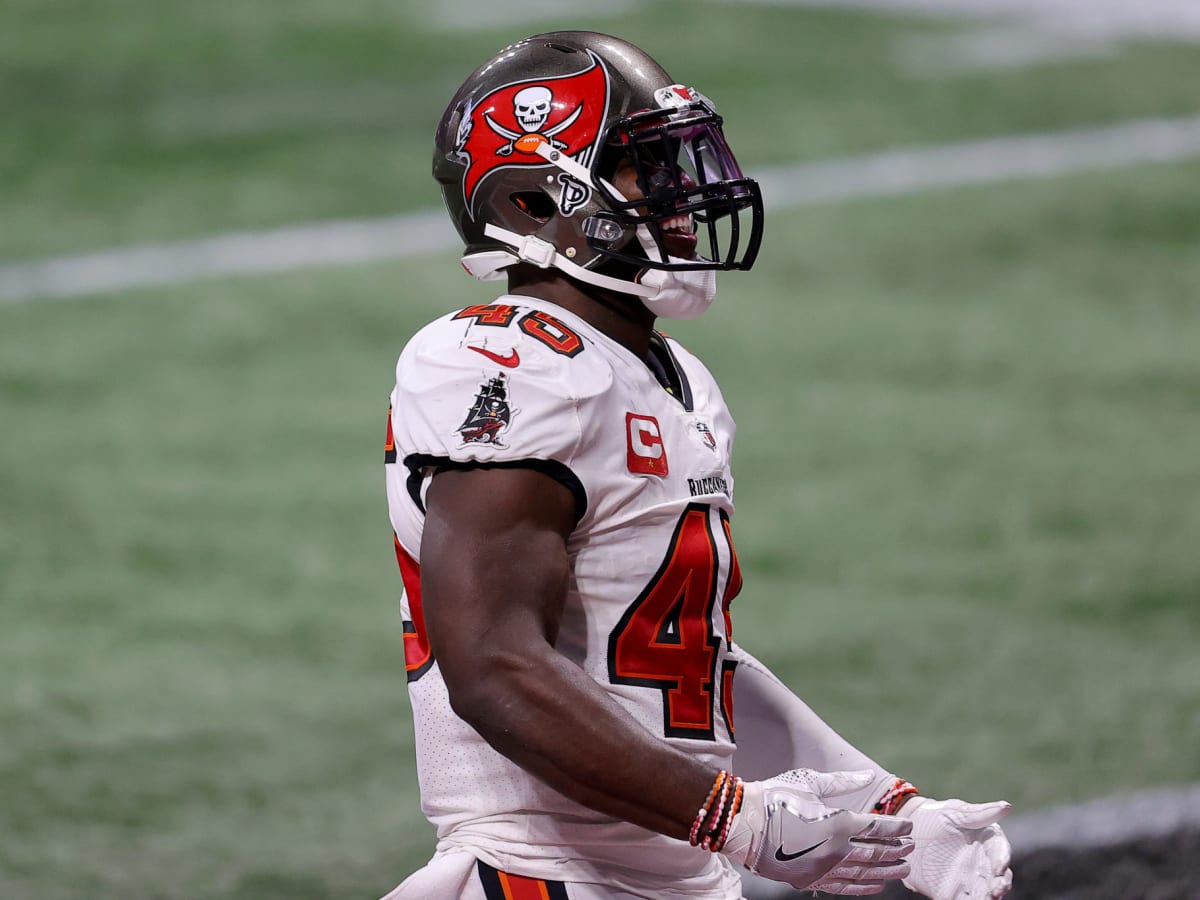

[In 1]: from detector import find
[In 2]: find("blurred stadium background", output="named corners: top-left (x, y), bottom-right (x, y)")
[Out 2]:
top-left (2, 1), bottom-right (1198, 897)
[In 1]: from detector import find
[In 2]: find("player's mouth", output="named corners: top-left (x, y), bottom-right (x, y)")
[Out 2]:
top-left (661, 214), bottom-right (697, 259)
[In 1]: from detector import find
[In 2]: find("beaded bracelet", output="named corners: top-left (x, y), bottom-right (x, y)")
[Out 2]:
top-left (703, 773), bottom-right (733, 849)
top-left (704, 776), bottom-right (744, 852)
top-left (690, 770), bottom-right (745, 852)
top-left (689, 772), bottom-right (727, 846)
top-left (874, 777), bottom-right (919, 816)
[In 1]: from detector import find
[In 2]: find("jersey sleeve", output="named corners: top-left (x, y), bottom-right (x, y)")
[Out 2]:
top-left (391, 314), bottom-right (602, 522)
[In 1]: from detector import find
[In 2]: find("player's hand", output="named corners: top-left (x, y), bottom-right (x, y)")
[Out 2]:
top-left (722, 769), bottom-right (914, 895)
top-left (898, 797), bottom-right (1013, 899)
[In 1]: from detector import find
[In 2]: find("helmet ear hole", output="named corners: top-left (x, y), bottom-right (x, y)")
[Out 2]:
top-left (510, 191), bottom-right (556, 223)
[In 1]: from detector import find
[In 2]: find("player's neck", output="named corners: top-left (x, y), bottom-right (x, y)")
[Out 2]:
top-left (508, 268), bottom-right (656, 360)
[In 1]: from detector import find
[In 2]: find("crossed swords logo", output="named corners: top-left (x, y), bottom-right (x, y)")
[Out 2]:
top-left (454, 84), bottom-right (594, 216)
top-left (484, 91), bottom-right (584, 156)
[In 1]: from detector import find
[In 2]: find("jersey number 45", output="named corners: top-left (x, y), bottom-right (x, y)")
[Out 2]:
top-left (396, 502), bottom-right (741, 742)
top-left (608, 503), bottom-right (741, 742)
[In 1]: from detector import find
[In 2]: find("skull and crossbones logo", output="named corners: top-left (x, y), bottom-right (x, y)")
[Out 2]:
top-left (515, 86), bottom-right (552, 131)
top-left (485, 85), bottom-right (583, 156)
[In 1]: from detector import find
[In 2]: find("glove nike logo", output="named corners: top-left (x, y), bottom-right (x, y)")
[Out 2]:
top-left (774, 838), bottom-right (829, 862)
top-left (468, 346), bottom-right (520, 368)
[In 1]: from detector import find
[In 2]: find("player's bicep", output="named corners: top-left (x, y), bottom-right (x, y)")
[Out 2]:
top-left (420, 465), bottom-right (576, 685)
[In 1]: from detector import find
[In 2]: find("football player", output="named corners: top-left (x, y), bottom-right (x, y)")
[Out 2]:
top-left (382, 31), bottom-right (1012, 900)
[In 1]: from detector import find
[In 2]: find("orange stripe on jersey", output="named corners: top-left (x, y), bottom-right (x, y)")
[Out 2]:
top-left (476, 861), bottom-right (569, 900)
top-left (497, 870), bottom-right (551, 900)
top-left (384, 405), bottom-right (397, 464)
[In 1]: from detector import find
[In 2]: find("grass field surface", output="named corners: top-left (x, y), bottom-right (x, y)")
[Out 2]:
top-left (3, 2), bottom-right (1198, 897)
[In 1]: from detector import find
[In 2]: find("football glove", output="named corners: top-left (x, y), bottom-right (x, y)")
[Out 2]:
top-left (898, 797), bottom-right (1013, 900)
top-left (723, 769), bottom-right (914, 895)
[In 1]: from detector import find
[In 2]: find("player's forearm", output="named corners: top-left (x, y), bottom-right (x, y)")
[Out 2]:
top-left (444, 642), bottom-right (717, 840)
top-left (731, 644), bottom-right (895, 813)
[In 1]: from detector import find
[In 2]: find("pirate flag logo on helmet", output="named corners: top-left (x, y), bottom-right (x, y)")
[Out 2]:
top-left (455, 52), bottom-right (610, 215)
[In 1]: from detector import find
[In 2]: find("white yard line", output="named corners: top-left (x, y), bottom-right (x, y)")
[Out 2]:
top-left (0, 211), bottom-right (448, 304)
top-left (895, 27), bottom-right (1122, 76)
top-left (429, 0), bottom-right (634, 32)
top-left (712, 0), bottom-right (1200, 41)
top-left (714, 0), bottom-right (1200, 72)
top-left (755, 115), bottom-right (1200, 207)
top-left (4, 114), bottom-right (1200, 304)
top-left (742, 782), bottom-right (1200, 899)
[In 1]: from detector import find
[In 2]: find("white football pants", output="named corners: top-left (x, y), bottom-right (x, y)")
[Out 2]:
top-left (381, 847), bottom-right (748, 900)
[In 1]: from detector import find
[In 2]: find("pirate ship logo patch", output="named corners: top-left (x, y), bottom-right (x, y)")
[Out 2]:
top-left (457, 373), bottom-right (515, 447)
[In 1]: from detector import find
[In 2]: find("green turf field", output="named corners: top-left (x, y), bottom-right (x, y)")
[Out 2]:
top-left (3, 2), bottom-right (1199, 897)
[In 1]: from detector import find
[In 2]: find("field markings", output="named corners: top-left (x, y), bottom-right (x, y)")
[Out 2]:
top-left (4, 114), bottom-right (1200, 304)
top-left (713, 0), bottom-right (1200, 42)
top-left (715, 0), bottom-right (1200, 72)
top-left (429, 0), bottom-right (634, 31)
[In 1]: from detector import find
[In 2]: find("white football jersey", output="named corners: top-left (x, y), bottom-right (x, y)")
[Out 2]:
top-left (385, 297), bottom-right (745, 897)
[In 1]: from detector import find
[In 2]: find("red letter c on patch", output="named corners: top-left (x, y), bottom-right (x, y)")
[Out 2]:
top-left (626, 413), bottom-right (668, 477)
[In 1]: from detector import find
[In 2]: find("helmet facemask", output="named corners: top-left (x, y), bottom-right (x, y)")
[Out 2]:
top-left (585, 92), bottom-right (763, 274)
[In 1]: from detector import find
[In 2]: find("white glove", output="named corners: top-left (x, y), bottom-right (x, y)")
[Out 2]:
top-left (898, 797), bottom-right (1013, 899)
top-left (723, 769), bottom-right (914, 895)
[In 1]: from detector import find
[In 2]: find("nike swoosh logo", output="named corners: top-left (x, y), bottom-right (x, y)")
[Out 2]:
top-left (468, 346), bottom-right (520, 368)
top-left (774, 838), bottom-right (829, 862)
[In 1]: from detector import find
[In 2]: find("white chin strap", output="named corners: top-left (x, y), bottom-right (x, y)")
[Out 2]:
top-left (460, 139), bottom-right (716, 318)
top-left (472, 222), bottom-right (656, 298)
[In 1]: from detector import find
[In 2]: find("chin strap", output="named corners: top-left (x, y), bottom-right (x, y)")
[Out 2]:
top-left (471, 222), bottom-right (656, 298)
top-left (463, 139), bottom-right (656, 296)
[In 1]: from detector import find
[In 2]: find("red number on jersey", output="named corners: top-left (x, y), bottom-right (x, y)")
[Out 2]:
top-left (452, 304), bottom-right (519, 327)
top-left (519, 310), bottom-right (584, 357)
top-left (608, 504), bottom-right (734, 740)
top-left (452, 305), bottom-right (585, 357)
top-left (719, 509), bottom-right (741, 641)
top-left (718, 510), bottom-right (741, 736)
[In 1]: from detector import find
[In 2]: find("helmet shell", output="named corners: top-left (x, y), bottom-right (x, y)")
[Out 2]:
top-left (433, 31), bottom-right (674, 270)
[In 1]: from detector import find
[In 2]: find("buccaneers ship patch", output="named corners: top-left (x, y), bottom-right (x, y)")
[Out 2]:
top-left (454, 52), bottom-right (610, 213)
top-left (457, 373), bottom-right (515, 447)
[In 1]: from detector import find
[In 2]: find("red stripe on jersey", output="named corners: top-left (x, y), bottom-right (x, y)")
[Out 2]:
top-left (394, 535), bottom-right (432, 677)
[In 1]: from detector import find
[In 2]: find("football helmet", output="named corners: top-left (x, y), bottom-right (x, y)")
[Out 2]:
top-left (432, 31), bottom-right (764, 300)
